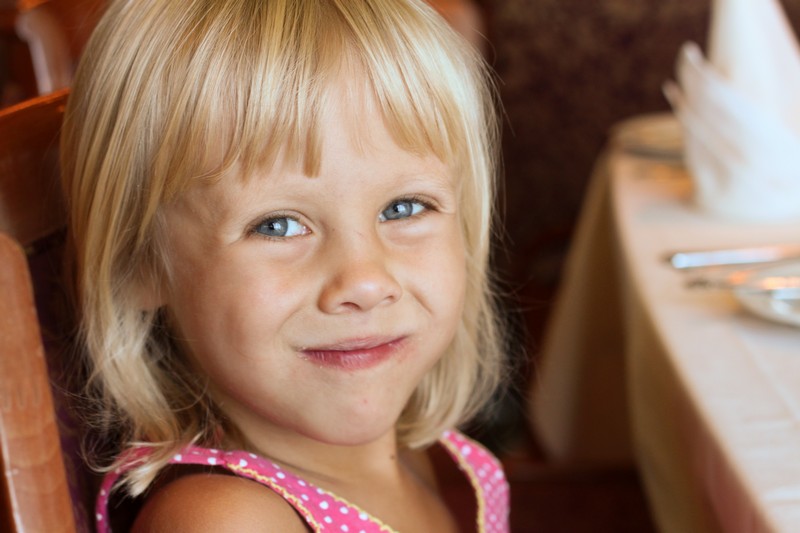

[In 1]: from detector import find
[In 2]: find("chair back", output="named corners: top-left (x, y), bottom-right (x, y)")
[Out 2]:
top-left (0, 89), bottom-right (86, 533)
top-left (0, 88), bottom-right (66, 245)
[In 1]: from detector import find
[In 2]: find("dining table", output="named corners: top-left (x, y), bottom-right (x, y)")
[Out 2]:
top-left (528, 113), bottom-right (800, 533)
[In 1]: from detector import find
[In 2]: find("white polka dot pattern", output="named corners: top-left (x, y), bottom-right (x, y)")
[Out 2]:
top-left (95, 430), bottom-right (509, 532)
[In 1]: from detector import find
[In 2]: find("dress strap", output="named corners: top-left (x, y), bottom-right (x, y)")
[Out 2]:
top-left (95, 446), bottom-right (395, 533)
top-left (439, 430), bottom-right (510, 533)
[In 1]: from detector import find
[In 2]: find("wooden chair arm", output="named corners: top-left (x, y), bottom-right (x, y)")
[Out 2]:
top-left (0, 232), bottom-right (76, 533)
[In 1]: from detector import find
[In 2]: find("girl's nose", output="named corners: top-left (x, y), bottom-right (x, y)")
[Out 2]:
top-left (317, 236), bottom-right (402, 314)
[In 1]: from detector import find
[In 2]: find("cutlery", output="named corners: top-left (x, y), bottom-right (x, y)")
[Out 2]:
top-left (666, 244), bottom-right (800, 270)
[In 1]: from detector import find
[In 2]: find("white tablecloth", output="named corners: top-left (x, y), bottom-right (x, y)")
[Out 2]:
top-left (529, 122), bottom-right (800, 533)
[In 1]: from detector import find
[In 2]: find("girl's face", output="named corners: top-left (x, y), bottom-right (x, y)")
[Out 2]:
top-left (157, 90), bottom-right (467, 450)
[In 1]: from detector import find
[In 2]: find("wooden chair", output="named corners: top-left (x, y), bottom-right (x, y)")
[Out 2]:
top-left (0, 89), bottom-right (88, 533)
top-left (427, 0), bottom-right (488, 54)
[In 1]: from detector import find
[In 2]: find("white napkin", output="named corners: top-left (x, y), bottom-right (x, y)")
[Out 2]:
top-left (665, 0), bottom-right (800, 221)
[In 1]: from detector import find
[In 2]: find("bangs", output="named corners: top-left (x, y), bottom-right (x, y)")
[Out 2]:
top-left (148, 0), bottom-right (483, 196)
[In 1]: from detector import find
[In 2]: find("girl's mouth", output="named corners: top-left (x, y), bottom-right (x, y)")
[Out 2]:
top-left (299, 336), bottom-right (408, 370)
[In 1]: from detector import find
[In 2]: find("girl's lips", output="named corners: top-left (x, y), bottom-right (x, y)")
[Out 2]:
top-left (300, 337), bottom-right (407, 370)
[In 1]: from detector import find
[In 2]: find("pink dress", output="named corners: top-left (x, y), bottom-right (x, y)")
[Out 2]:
top-left (96, 429), bottom-right (509, 532)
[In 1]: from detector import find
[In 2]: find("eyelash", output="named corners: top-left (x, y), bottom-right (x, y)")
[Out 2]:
top-left (247, 195), bottom-right (439, 240)
top-left (247, 212), bottom-right (307, 241)
top-left (382, 195), bottom-right (438, 220)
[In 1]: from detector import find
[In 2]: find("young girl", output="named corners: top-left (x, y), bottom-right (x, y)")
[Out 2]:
top-left (61, 0), bottom-right (508, 531)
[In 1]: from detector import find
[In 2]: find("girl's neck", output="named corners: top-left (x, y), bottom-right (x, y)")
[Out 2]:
top-left (229, 421), bottom-right (406, 490)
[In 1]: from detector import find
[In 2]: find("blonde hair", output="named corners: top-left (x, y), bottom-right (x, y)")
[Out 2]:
top-left (62, 0), bottom-right (504, 494)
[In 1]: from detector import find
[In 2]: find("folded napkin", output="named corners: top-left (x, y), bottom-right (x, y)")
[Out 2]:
top-left (665, 0), bottom-right (800, 221)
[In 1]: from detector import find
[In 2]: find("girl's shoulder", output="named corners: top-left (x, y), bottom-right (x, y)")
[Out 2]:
top-left (98, 445), bottom-right (313, 532)
top-left (131, 470), bottom-right (308, 532)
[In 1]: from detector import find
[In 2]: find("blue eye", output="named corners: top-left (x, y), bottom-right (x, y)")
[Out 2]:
top-left (379, 199), bottom-right (427, 222)
top-left (253, 216), bottom-right (307, 238)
